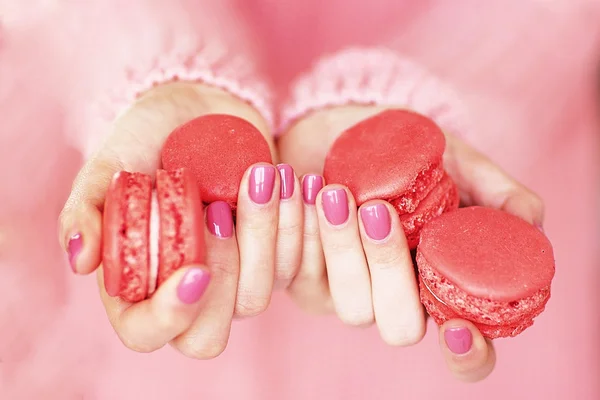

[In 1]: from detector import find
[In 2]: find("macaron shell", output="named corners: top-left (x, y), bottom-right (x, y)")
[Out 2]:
top-left (400, 173), bottom-right (459, 249)
top-left (161, 114), bottom-right (272, 208)
top-left (156, 168), bottom-right (206, 287)
top-left (419, 276), bottom-right (542, 339)
top-left (102, 171), bottom-right (152, 302)
top-left (417, 206), bottom-right (555, 301)
top-left (323, 109), bottom-right (446, 211)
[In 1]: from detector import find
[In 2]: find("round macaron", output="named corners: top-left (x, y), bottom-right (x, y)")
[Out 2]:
top-left (161, 114), bottom-right (272, 209)
top-left (323, 109), bottom-right (446, 213)
top-left (102, 168), bottom-right (205, 302)
top-left (400, 174), bottom-right (459, 249)
top-left (416, 206), bottom-right (555, 338)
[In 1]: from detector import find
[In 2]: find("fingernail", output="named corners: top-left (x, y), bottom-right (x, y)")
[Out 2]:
top-left (177, 268), bottom-right (211, 304)
top-left (206, 201), bottom-right (233, 238)
top-left (444, 327), bottom-right (473, 355)
top-left (535, 222), bottom-right (544, 233)
top-left (248, 165), bottom-right (276, 205)
top-left (67, 233), bottom-right (83, 273)
top-left (322, 189), bottom-right (349, 226)
top-left (302, 175), bottom-right (323, 205)
top-left (360, 204), bottom-right (391, 240)
top-left (277, 164), bottom-right (295, 200)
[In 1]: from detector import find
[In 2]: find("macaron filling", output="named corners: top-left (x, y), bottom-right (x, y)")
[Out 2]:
top-left (387, 162), bottom-right (444, 213)
top-left (148, 190), bottom-right (160, 296)
top-left (400, 174), bottom-right (459, 248)
top-left (418, 276), bottom-right (539, 338)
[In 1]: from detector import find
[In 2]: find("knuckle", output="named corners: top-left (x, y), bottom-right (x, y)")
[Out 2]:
top-left (275, 261), bottom-right (299, 282)
top-left (278, 220), bottom-right (303, 237)
top-left (382, 323), bottom-right (426, 347)
top-left (153, 308), bottom-right (178, 333)
top-left (239, 211), bottom-right (277, 236)
top-left (293, 264), bottom-right (324, 283)
top-left (235, 291), bottom-right (271, 317)
top-left (339, 310), bottom-right (374, 327)
top-left (370, 251), bottom-right (405, 270)
top-left (325, 240), bottom-right (355, 255)
top-left (178, 337), bottom-right (228, 360)
top-left (118, 333), bottom-right (159, 354)
top-left (303, 227), bottom-right (320, 242)
top-left (208, 258), bottom-right (239, 280)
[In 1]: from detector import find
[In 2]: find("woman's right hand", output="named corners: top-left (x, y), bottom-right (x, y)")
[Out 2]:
top-left (58, 82), bottom-right (304, 358)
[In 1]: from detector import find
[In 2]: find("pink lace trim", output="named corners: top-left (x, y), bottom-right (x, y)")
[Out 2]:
top-left (99, 40), bottom-right (274, 132)
top-left (279, 47), bottom-right (471, 138)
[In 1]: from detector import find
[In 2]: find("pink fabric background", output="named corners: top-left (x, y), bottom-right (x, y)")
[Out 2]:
top-left (1, 0), bottom-right (599, 398)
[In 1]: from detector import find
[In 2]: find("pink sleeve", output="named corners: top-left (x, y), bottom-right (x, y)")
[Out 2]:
top-left (57, 0), bottom-right (273, 156)
top-left (279, 47), bottom-right (471, 139)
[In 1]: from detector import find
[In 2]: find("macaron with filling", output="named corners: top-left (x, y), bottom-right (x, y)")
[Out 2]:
top-left (102, 168), bottom-right (205, 302)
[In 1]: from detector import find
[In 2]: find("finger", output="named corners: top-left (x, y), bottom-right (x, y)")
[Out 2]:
top-left (444, 134), bottom-right (544, 227)
top-left (98, 264), bottom-right (211, 353)
top-left (358, 201), bottom-right (426, 346)
top-left (171, 201), bottom-right (239, 359)
top-left (273, 164), bottom-right (303, 289)
top-left (316, 185), bottom-right (374, 326)
top-left (58, 154), bottom-right (126, 274)
top-left (287, 174), bottom-right (333, 314)
top-left (234, 163), bottom-right (280, 317)
top-left (439, 319), bottom-right (497, 382)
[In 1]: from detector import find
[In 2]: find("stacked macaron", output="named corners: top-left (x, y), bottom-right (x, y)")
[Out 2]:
top-left (324, 109), bottom-right (459, 248)
top-left (102, 168), bottom-right (205, 302)
top-left (324, 110), bottom-right (555, 338)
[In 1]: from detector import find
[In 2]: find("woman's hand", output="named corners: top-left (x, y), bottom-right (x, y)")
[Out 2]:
top-left (58, 82), bottom-right (304, 358)
top-left (278, 105), bottom-right (544, 382)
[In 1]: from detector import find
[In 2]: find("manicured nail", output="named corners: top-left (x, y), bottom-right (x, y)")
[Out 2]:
top-left (444, 327), bottom-right (473, 355)
top-left (302, 175), bottom-right (323, 205)
top-left (322, 189), bottom-right (349, 226)
top-left (67, 233), bottom-right (83, 273)
top-left (277, 164), bottom-right (295, 200)
top-left (360, 204), bottom-right (391, 240)
top-left (535, 222), bottom-right (544, 233)
top-left (177, 268), bottom-right (211, 304)
top-left (248, 165), bottom-right (276, 205)
top-left (206, 201), bottom-right (233, 238)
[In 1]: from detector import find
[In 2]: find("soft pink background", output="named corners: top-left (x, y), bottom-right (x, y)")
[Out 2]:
top-left (1, 1), bottom-right (599, 399)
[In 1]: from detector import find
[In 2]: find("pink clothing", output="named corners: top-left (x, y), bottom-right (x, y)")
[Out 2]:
top-left (1, 0), bottom-right (599, 399)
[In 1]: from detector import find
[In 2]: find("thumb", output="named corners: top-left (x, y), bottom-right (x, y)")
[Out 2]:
top-left (439, 319), bottom-right (497, 382)
top-left (98, 264), bottom-right (212, 354)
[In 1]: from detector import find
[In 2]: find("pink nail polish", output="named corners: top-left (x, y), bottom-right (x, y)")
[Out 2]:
top-left (277, 164), bottom-right (295, 200)
top-left (67, 233), bottom-right (83, 273)
top-left (206, 201), bottom-right (234, 238)
top-left (444, 327), bottom-right (473, 355)
top-left (302, 175), bottom-right (324, 205)
top-left (360, 204), bottom-right (391, 240)
top-left (248, 165), bottom-right (276, 205)
top-left (322, 189), bottom-right (349, 226)
top-left (177, 268), bottom-right (211, 304)
top-left (535, 222), bottom-right (544, 233)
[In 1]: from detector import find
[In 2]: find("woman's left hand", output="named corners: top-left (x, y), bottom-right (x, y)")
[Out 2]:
top-left (277, 105), bottom-right (544, 382)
